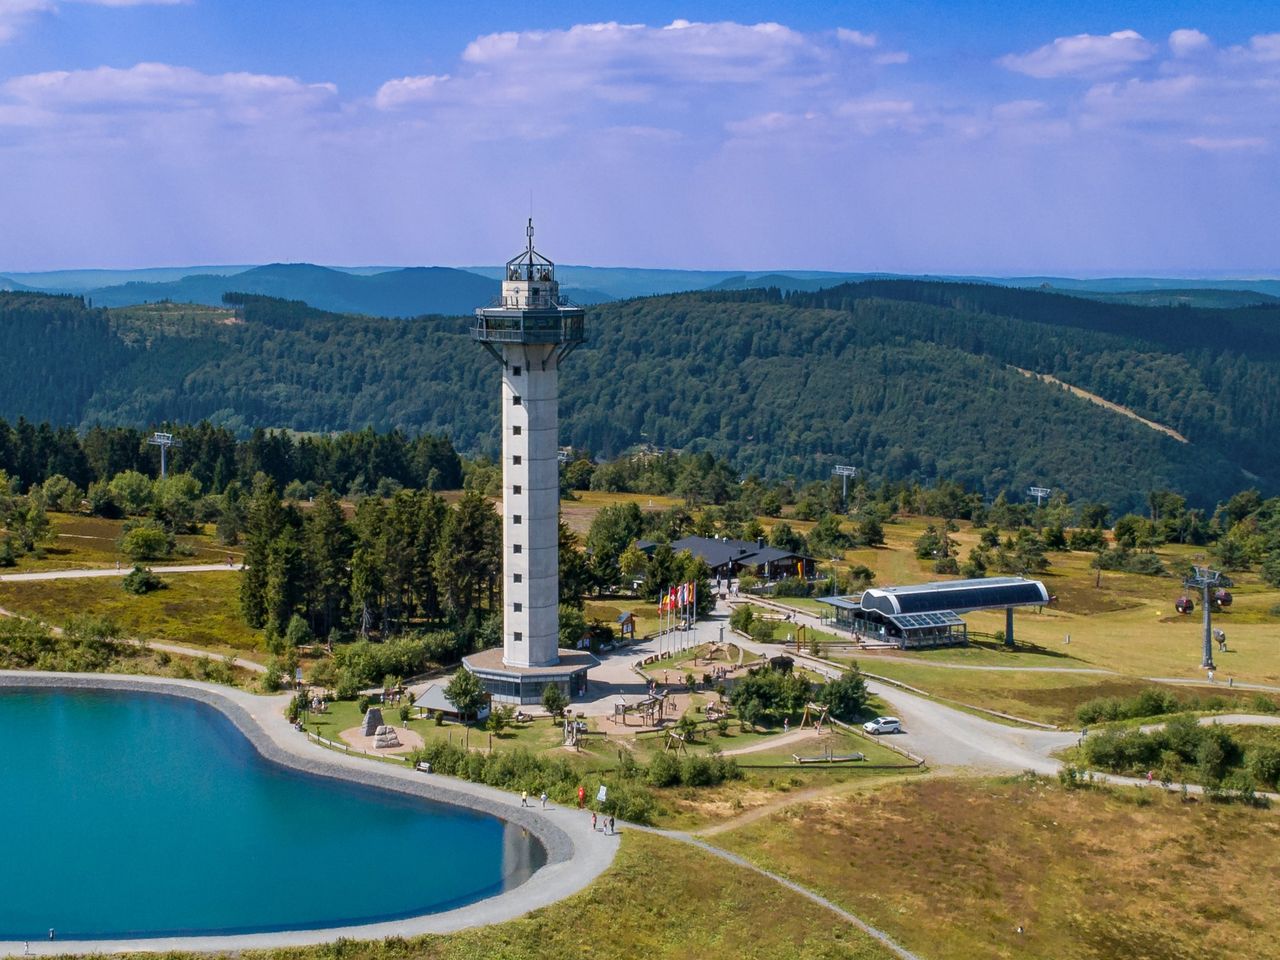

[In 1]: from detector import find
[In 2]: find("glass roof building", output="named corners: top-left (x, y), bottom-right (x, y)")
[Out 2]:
top-left (818, 577), bottom-right (1049, 649)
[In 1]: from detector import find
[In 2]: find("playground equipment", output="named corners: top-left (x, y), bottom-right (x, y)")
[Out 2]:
top-left (663, 730), bottom-right (689, 754)
top-left (793, 746), bottom-right (864, 764)
top-left (611, 692), bottom-right (669, 727)
top-left (563, 717), bottom-right (588, 748)
top-left (797, 701), bottom-right (830, 731)
top-left (1213, 628), bottom-right (1228, 652)
top-left (705, 701), bottom-right (730, 722)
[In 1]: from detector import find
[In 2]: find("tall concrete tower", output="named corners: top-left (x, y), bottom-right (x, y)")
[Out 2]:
top-left (462, 221), bottom-right (596, 704)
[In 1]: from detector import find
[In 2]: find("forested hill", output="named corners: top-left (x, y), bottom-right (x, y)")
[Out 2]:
top-left (1, 283), bottom-right (1277, 510)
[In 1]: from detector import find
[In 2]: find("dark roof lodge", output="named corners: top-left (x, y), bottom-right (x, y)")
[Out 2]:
top-left (636, 535), bottom-right (815, 582)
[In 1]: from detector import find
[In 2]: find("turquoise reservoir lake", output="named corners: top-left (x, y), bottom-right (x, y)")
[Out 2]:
top-left (0, 688), bottom-right (544, 939)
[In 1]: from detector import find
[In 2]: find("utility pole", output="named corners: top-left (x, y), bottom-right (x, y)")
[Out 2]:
top-left (1183, 565), bottom-right (1232, 670)
top-left (834, 465), bottom-right (858, 509)
top-left (1027, 485), bottom-right (1051, 508)
top-left (147, 432), bottom-right (181, 480)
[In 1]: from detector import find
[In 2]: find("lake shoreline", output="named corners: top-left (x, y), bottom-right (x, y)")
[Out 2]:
top-left (0, 672), bottom-right (619, 956)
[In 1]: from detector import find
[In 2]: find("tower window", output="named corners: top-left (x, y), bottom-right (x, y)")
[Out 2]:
top-left (513, 514), bottom-right (522, 525)
top-left (512, 395), bottom-right (522, 406)
top-left (513, 484), bottom-right (522, 494)
top-left (512, 366), bottom-right (521, 376)
top-left (513, 544), bottom-right (522, 554)
top-left (514, 631), bottom-right (522, 642)
top-left (513, 454), bottom-right (521, 465)
top-left (514, 602), bottom-right (522, 612)
top-left (514, 573), bottom-right (522, 583)
top-left (513, 425), bottom-right (522, 436)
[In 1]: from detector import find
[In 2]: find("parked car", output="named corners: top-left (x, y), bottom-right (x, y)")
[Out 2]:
top-left (863, 716), bottom-right (902, 734)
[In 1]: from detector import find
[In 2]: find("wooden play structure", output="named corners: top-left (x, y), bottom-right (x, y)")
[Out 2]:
top-left (705, 700), bottom-right (730, 722)
top-left (611, 692), bottom-right (670, 727)
top-left (663, 730), bottom-right (689, 754)
top-left (563, 717), bottom-right (589, 749)
top-left (792, 745), bottom-right (864, 764)
top-left (797, 701), bottom-right (830, 731)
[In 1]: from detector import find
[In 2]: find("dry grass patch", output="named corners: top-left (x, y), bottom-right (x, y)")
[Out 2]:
top-left (716, 774), bottom-right (1280, 960)
top-left (0, 571), bottom-right (260, 653)
top-left (93, 832), bottom-right (896, 960)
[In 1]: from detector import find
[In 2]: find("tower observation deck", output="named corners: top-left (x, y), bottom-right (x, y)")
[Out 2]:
top-left (462, 220), bottom-right (595, 704)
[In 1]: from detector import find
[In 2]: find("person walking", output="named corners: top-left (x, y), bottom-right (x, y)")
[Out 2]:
top-left (609, 816), bottom-right (615, 835)
top-left (521, 790), bottom-right (529, 807)
top-left (591, 811), bottom-right (598, 832)
top-left (540, 791), bottom-right (548, 808)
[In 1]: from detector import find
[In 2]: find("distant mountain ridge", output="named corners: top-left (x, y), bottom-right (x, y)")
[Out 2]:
top-left (81, 263), bottom-right (501, 317)
top-left (9, 261), bottom-right (1280, 315)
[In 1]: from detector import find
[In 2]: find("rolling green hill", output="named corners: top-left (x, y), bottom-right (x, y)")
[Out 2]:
top-left (1, 282), bottom-right (1277, 511)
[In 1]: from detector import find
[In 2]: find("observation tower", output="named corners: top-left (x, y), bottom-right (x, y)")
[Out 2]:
top-left (462, 220), bottom-right (596, 704)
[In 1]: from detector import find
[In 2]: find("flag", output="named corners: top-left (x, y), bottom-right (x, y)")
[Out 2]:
top-left (678, 583), bottom-right (687, 607)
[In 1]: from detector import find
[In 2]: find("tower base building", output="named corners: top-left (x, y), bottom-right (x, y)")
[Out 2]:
top-left (462, 221), bottom-right (597, 705)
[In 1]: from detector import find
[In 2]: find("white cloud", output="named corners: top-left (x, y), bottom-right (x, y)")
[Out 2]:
top-left (835, 28), bottom-right (876, 48)
top-left (0, 0), bottom-right (53, 43)
top-left (377, 19), bottom-right (888, 121)
top-left (3, 62), bottom-right (336, 123)
top-left (1169, 28), bottom-right (1212, 57)
top-left (374, 73), bottom-right (449, 110)
top-left (1000, 30), bottom-right (1155, 79)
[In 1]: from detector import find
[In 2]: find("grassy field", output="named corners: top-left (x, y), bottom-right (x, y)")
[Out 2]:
top-left (91, 831), bottom-right (894, 960)
top-left (4, 514), bottom-right (241, 572)
top-left (715, 774), bottom-right (1280, 960)
top-left (560, 490), bottom-right (682, 537)
top-left (0, 570), bottom-right (261, 654)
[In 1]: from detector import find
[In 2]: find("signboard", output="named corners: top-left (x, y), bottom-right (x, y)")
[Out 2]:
top-left (596, 784), bottom-right (608, 804)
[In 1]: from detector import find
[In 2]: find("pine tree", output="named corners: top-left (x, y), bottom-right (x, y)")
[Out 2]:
top-left (240, 475), bottom-right (283, 629)
top-left (305, 487), bottom-right (353, 640)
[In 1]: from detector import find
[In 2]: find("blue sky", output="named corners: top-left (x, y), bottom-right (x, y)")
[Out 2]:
top-left (0, 1), bottom-right (1277, 274)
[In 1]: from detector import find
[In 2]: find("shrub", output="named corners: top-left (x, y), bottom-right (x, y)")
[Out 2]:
top-left (285, 614), bottom-right (313, 648)
top-left (647, 751), bottom-right (681, 787)
top-left (120, 522), bottom-right (173, 561)
top-left (728, 605), bottom-right (754, 633)
top-left (773, 577), bottom-right (811, 598)
top-left (1246, 746), bottom-right (1280, 789)
top-left (121, 565), bottom-right (165, 595)
top-left (357, 695), bottom-right (372, 715)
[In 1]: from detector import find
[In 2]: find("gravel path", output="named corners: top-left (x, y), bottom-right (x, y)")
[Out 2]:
top-left (0, 562), bottom-right (243, 582)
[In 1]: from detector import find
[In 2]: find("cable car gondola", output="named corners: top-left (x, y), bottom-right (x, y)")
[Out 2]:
top-left (1213, 589), bottom-right (1233, 608)
top-left (1175, 595), bottom-right (1195, 615)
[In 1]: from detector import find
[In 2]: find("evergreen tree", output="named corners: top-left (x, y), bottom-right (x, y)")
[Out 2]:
top-left (433, 490), bottom-right (500, 622)
top-left (305, 487), bottom-right (353, 640)
top-left (265, 523), bottom-right (308, 639)
top-left (240, 475), bottom-right (284, 629)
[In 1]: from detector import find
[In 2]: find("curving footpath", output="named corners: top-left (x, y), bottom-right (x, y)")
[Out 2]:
top-left (0, 672), bottom-right (618, 957)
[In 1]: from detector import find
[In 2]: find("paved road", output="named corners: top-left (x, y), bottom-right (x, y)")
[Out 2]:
top-left (638, 603), bottom-right (1082, 774)
top-left (0, 562), bottom-right (243, 582)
